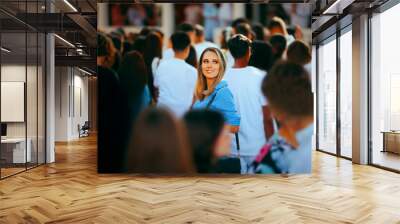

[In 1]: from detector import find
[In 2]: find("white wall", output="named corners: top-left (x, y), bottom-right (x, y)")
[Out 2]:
top-left (55, 67), bottom-right (89, 141)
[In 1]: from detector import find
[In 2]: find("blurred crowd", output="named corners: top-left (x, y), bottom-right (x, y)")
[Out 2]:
top-left (97, 14), bottom-right (313, 174)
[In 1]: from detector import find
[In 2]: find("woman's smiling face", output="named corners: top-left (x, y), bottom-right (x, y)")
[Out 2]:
top-left (201, 51), bottom-right (220, 79)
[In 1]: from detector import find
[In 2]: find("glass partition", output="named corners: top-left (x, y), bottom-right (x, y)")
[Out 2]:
top-left (371, 3), bottom-right (400, 171)
top-left (0, 0), bottom-right (46, 179)
top-left (339, 28), bottom-right (352, 158)
top-left (317, 36), bottom-right (337, 154)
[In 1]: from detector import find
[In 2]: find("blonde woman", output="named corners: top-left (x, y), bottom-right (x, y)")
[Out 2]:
top-left (192, 47), bottom-right (240, 133)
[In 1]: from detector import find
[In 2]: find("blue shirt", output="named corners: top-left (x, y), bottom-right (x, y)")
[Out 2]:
top-left (284, 124), bottom-right (313, 173)
top-left (142, 85), bottom-right (151, 108)
top-left (192, 81), bottom-right (240, 126)
top-left (254, 124), bottom-right (313, 174)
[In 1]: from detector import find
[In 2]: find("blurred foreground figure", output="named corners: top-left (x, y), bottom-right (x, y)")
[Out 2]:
top-left (126, 108), bottom-right (195, 173)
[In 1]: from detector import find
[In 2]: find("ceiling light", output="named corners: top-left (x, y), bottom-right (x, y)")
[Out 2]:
top-left (1, 47), bottom-right (11, 53)
top-left (323, 0), bottom-right (343, 15)
top-left (54, 34), bottom-right (75, 48)
top-left (63, 0), bottom-right (78, 12)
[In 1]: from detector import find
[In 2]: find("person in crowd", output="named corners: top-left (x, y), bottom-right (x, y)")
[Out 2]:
top-left (194, 24), bottom-right (219, 61)
top-left (111, 34), bottom-right (123, 53)
top-left (255, 61), bottom-right (314, 174)
top-left (231, 18), bottom-right (250, 32)
top-left (234, 23), bottom-right (254, 40)
top-left (219, 27), bottom-right (235, 68)
top-left (268, 16), bottom-right (295, 45)
top-left (132, 35), bottom-right (146, 56)
top-left (270, 34), bottom-right (287, 64)
top-left (154, 32), bottom-right (197, 117)
top-left (192, 47), bottom-right (240, 131)
top-left (286, 40), bottom-right (312, 74)
top-left (122, 40), bottom-right (133, 56)
top-left (118, 50), bottom-right (150, 109)
top-left (252, 23), bottom-right (266, 41)
top-left (152, 28), bottom-right (164, 43)
top-left (117, 51), bottom-right (149, 158)
top-left (219, 27), bottom-right (233, 50)
top-left (126, 108), bottom-right (195, 173)
top-left (224, 34), bottom-right (274, 174)
top-left (143, 32), bottom-right (163, 102)
top-left (97, 33), bottom-right (124, 173)
top-left (186, 45), bottom-right (198, 69)
top-left (184, 110), bottom-right (240, 173)
top-left (139, 26), bottom-right (151, 36)
top-left (249, 40), bottom-right (274, 74)
top-left (163, 23), bottom-right (196, 60)
top-left (286, 40), bottom-right (311, 66)
top-left (178, 22), bottom-right (197, 44)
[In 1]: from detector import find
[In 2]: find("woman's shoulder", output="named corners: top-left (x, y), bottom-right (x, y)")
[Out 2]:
top-left (216, 81), bottom-right (233, 94)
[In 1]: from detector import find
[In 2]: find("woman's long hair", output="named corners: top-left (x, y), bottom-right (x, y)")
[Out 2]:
top-left (143, 32), bottom-right (162, 99)
top-left (98, 33), bottom-right (117, 69)
top-left (127, 108), bottom-right (195, 173)
top-left (118, 50), bottom-right (147, 98)
top-left (194, 47), bottom-right (226, 101)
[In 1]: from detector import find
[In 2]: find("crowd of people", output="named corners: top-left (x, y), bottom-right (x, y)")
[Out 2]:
top-left (97, 16), bottom-right (313, 174)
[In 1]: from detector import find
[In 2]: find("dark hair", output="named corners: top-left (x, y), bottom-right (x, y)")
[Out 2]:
top-left (287, 40), bottom-right (312, 65)
top-left (122, 41), bottom-right (132, 56)
top-left (143, 32), bottom-right (162, 99)
top-left (127, 108), bottom-right (195, 173)
top-left (220, 27), bottom-right (233, 50)
top-left (262, 61), bottom-right (313, 117)
top-left (177, 23), bottom-right (195, 33)
top-left (171, 31), bottom-right (191, 52)
top-left (139, 26), bottom-right (151, 36)
top-left (118, 51), bottom-right (147, 98)
top-left (249, 40), bottom-right (273, 72)
top-left (227, 34), bottom-right (251, 59)
top-left (111, 35), bottom-right (122, 52)
top-left (152, 28), bottom-right (164, 40)
top-left (183, 110), bottom-right (225, 173)
top-left (252, 23), bottom-right (265, 41)
top-left (231, 17), bottom-right (249, 28)
top-left (270, 34), bottom-right (287, 62)
top-left (97, 33), bottom-right (116, 68)
top-left (185, 45), bottom-right (198, 68)
top-left (268, 17), bottom-right (286, 34)
top-left (194, 24), bottom-right (204, 37)
top-left (132, 35), bottom-right (146, 55)
top-left (235, 23), bottom-right (252, 38)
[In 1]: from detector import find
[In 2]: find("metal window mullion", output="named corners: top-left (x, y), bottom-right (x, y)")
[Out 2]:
top-left (367, 10), bottom-right (373, 165)
top-left (316, 44), bottom-right (320, 151)
top-left (337, 28), bottom-right (341, 157)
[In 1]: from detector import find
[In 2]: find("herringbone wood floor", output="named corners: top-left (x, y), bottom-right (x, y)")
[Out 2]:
top-left (1, 135), bottom-right (400, 223)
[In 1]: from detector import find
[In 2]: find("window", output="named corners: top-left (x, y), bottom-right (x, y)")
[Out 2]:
top-left (370, 2), bottom-right (400, 171)
top-left (317, 36), bottom-right (337, 154)
top-left (339, 28), bottom-right (352, 158)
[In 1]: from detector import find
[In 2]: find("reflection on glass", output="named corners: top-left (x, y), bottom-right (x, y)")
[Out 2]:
top-left (1, 31), bottom-right (27, 177)
top-left (38, 33), bottom-right (46, 165)
top-left (340, 30), bottom-right (352, 158)
top-left (27, 32), bottom-right (38, 169)
top-left (318, 37), bottom-right (337, 154)
top-left (371, 3), bottom-right (400, 171)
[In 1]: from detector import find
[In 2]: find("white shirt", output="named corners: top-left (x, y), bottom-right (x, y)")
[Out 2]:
top-left (224, 66), bottom-right (267, 156)
top-left (162, 48), bottom-right (174, 60)
top-left (225, 50), bottom-right (235, 68)
top-left (154, 58), bottom-right (197, 117)
top-left (194, 41), bottom-right (219, 61)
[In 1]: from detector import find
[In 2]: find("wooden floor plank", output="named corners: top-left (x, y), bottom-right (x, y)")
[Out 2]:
top-left (0, 135), bottom-right (400, 223)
